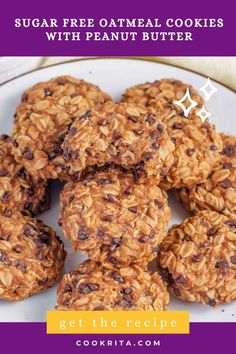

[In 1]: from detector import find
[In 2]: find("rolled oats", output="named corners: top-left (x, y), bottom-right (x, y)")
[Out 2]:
top-left (57, 260), bottom-right (169, 310)
top-left (12, 76), bottom-right (111, 180)
top-left (0, 134), bottom-right (50, 216)
top-left (60, 168), bottom-right (171, 267)
top-left (0, 212), bottom-right (66, 301)
top-left (159, 211), bottom-right (236, 306)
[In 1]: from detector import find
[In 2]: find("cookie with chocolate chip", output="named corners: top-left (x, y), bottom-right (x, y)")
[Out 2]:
top-left (57, 260), bottom-right (169, 310)
top-left (0, 134), bottom-right (50, 216)
top-left (176, 134), bottom-right (236, 216)
top-left (159, 210), bottom-right (236, 306)
top-left (0, 212), bottom-right (66, 301)
top-left (121, 78), bottom-right (203, 118)
top-left (12, 76), bottom-right (111, 180)
top-left (61, 101), bottom-right (175, 182)
top-left (60, 169), bottom-right (171, 267)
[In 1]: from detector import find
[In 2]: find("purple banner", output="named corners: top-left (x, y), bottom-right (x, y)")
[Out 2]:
top-left (0, 323), bottom-right (235, 354)
top-left (0, 0), bottom-right (235, 55)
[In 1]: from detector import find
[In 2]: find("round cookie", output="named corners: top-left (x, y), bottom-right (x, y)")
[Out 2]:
top-left (61, 101), bottom-right (175, 182)
top-left (160, 115), bottom-right (222, 189)
top-left (121, 78), bottom-right (204, 118)
top-left (176, 134), bottom-right (236, 216)
top-left (0, 212), bottom-right (66, 301)
top-left (0, 134), bottom-right (50, 216)
top-left (57, 260), bottom-right (169, 310)
top-left (59, 169), bottom-right (171, 267)
top-left (12, 76), bottom-right (111, 180)
top-left (159, 211), bottom-right (236, 306)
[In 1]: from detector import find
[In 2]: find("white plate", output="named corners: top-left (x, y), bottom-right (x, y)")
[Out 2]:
top-left (0, 58), bottom-right (235, 323)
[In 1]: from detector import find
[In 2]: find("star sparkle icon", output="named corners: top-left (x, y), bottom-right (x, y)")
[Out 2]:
top-left (196, 105), bottom-right (211, 122)
top-left (200, 78), bottom-right (218, 101)
top-left (174, 88), bottom-right (198, 117)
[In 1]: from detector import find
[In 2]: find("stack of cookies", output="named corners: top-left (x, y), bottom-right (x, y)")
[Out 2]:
top-left (0, 76), bottom-right (235, 311)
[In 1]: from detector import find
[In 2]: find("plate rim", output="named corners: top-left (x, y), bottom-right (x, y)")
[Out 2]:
top-left (0, 57), bottom-right (235, 96)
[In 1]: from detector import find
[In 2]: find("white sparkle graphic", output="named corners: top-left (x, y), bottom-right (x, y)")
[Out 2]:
top-left (200, 78), bottom-right (218, 101)
top-left (174, 88), bottom-right (198, 118)
top-left (196, 105), bottom-right (211, 122)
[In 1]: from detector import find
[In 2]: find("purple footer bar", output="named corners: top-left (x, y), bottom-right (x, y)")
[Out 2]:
top-left (0, 322), bottom-right (235, 353)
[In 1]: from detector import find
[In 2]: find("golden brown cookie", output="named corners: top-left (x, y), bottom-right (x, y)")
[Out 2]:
top-left (12, 76), bottom-right (111, 180)
top-left (176, 134), bottom-right (236, 216)
top-left (0, 134), bottom-right (50, 216)
top-left (121, 78), bottom-right (203, 118)
top-left (57, 260), bottom-right (169, 310)
top-left (0, 212), bottom-right (66, 301)
top-left (159, 211), bottom-right (236, 306)
top-left (59, 169), bottom-right (171, 267)
top-left (61, 101), bottom-right (175, 182)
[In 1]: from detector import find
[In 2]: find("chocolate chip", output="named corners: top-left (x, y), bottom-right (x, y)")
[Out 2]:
top-left (98, 178), bottom-right (112, 185)
top-left (111, 272), bottom-right (125, 283)
top-left (225, 220), bottom-right (236, 228)
top-left (173, 288), bottom-right (181, 297)
top-left (183, 234), bottom-right (191, 242)
top-left (12, 139), bottom-right (18, 147)
top-left (0, 250), bottom-right (7, 262)
top-left (143, 152), bottom-right (153, 160)
top-left (133, 129), bottom-right (144, 135)
top-left (26, 188), bottom-right (34, 197)
top-left (186, 148), bottom-right (195, 156)
top-left (151, 142), bottom-right (159, 150)
top-left (0, 170), bottom-right (7, 177)
top-left (78, 228), bottom-right (88, 240)
top-left (138, 236), bottom-right (149, 243)
top-left (78, 283), bottom-right (99, 294)
top-left (123, 294), bottom-right (132, 302)
top-left (23, 148), bottom-right (34, 160)
top-left (128, 115), bottom-right (138, 123)
top-left (113, 131), bottom-right (122, 140)
top-left (16, 168), bottom-right (26, 179)
top-left (39, 232), bottom-right (51, 245)
top-left (4, 209), bottom-right (12, 217)
top-left (173, 122), bottom-right (183, 129)
top-left (108, 256), bottom-right (119, 264)
top-left (146, 113), bottom-right (155, 125)
top-left (133, 161), bottom-right (145, 181)
top-left (209, 299), bottom-right (217, 306)
top-left (207, 227), bottom-right (218, 236)
top-left (98, 118), bottom-right (109, 126)
top-left (38, 278), bottom-right (48, 286)
top-left (62, 150), bottom-right (71, 161)
top-left (13, 245), bottom-right (22, 253)
top-left (23, 227), bottom-right (32, 237)
top-left (21, 94), bottom-right (28, 102)
top-left (106, 194), bottom-right (117, 203)
top-left (70, 127), bottom-right (77, 135)
top-left (44, 88), bottom-right (52, 96)
top-left (102, 215), bottom-right (113, 222)
top-left (97, 229), bottom-right (105, 238)
top-left (192, 254), bottom-right (201, 262)
top-left (222, 179), bottom-right (232, 189)
top-left (215, 260), bottom-right (229, 275)
top-left (154, 199), bottom-right (164, 208)
top-left (24, 202), bottom-right (33, 211)
top-left (230, 256), bottom-right (236, 264)
top-left (109, 237), bottom-right (122, 251)
top-left (128, 206), bottom-right (137, 213)
top-left (1, 192), bottom-right (9, 201)
top-left (15, 261), bottom-right (27, 272)
top-left (222, 144), bottom-right (235, 157)
top-left (209, 144), bottom-right (217, 151)
top-left (223, 162), bottom-right (232, 170)
top-left (175, 276), bottom-right (186, 284)
top-left (121, 288), bottom-right (133, 295)
top-left (116, 299), bottom-right (132, 308)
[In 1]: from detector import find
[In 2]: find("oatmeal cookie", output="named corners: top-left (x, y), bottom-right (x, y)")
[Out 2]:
top-left (0, 134), bottom-right (50, 216)
top-left (160, 116), bottom-right (222, 189)
top-left (60, 169), bottom-right (171, 267)
top-left (159, 211), bottom-right (236, 306)
top-left (121, 78), bottom-right (204, 118)
top-left (12, 76), bottom-right (111, 180)
top-left (176, 134), bottom-right (236, 216)
top-left (0, 212), bottom-right (66, 301)
top-left (57, 260), bottom-right (169, 310)
top-left (61, 101), bottom-right (175, 182)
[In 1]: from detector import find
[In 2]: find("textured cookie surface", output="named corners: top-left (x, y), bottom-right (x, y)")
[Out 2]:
top-left (121, 78), bottom-right (203, 118)
top-left (0, 212), bottom-right (66, 301)
top-left (60, 169), bottom-right (171, 267)
top-left (160, 116), bottom-right (222, 189)
top-left (0, 134), bottom-right (50, 216)
top-left (57, 260), bottom-right (169, 310)
top-left (159, 211), bottom-right (236, 306)
top-left (12, 76), bottom-right (111, 180)
top-left (61, 101), bottom-right (175, 182)
top-left (176, 134), bottom-right (236, 215)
